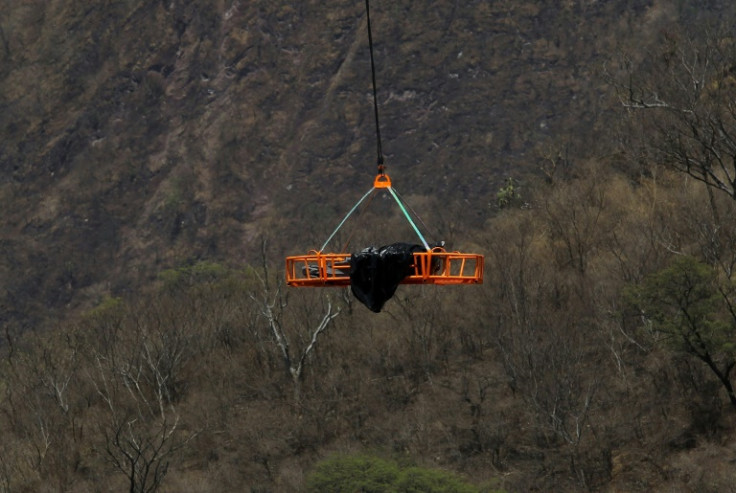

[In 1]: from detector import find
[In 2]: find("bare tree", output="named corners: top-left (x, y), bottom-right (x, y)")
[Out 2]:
top-left (253, 281), bottom-right (340, 405)
top-left (486, 204), bottom-right (607, 488)
top-left (251, 239), bottom-right (341, 405)
top-left (543, 171), bottom-right (608, 275)
top-left (91, 346), bottom-right (194, 493)
top-left (0, 24), bottom-right (9, 59)
top-left (85, 297), bottom-right (199, 493)
top-left (0, 327), bottom-right (88, 490)
top-left (617, 26), bottom-right (736, 200)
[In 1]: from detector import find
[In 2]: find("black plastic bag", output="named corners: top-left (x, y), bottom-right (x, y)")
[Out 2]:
top-left (350, 243), bottom-right (425, 312)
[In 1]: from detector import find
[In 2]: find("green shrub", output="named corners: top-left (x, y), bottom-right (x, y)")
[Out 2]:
top-left (158, 260), bottom-right (229, 290)
top-left (396, 466), bottom-right (479, 493)
top-left (306, 454), bottom-right (400, 493)
top-left (306, 454), bottom-right (493, 493)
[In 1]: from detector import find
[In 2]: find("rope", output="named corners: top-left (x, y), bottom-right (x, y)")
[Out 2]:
top-left (365, 0), bottom-right (384, 171)
top-left (321, 184), bottom-right (433, 252)
top-left (387, 187), bottom-right (431, 251)
top-left (391, 187), bottom-right (438, 243)
top-left (339, 190), bottom-right (379, 252)
top-left (321, 187), bottom-right (376, 252)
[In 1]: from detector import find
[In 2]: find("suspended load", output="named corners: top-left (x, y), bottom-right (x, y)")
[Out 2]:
top-left (350, 242), bottom-right (434, 313)
top-left (284, 0), bottom-right (483, 312)
top-left (285, 172), bottom-right (484, 312)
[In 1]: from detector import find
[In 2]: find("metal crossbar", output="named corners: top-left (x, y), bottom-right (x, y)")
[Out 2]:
top-left (286, 249), bottom-right (483, 287)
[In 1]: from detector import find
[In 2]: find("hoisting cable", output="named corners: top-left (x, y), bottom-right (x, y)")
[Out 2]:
top-left (365, 0), bottom-right (384, 173)
top-left (320, 0), bottom-right (431, 253)
top-left (286, 1), bottom-right (484, 293)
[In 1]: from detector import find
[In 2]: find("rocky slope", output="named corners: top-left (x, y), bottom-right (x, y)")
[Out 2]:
top-left (0, 0), bottom-right (712, 327)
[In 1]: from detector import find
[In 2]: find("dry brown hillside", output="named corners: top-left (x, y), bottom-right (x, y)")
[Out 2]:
top-left (1, 0), bottom-right (660, 328)
top-left (2, 1), bottom-right (736, 492)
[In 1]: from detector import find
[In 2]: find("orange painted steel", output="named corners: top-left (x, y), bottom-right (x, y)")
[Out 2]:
top-left (373, 173), bottom-right (391, 188)
top-left (286, 248), bottom-right (484, 287)
top-left (285, 252), bottom-right (352, 287)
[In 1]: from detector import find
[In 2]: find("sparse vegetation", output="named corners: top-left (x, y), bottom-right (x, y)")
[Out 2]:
top-left (2, 1), bottom-right (736, 492)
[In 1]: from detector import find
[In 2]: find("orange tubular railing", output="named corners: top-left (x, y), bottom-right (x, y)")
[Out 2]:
top-left (285, 251), bottom-right (352, 287)
top-left (285, 248), bottom-right (483, 287)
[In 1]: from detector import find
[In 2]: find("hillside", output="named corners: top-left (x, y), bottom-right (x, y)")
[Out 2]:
top-left (1, 0), bottom-right (657, 328)
top-left (2, 1), bottom-right (736, 492)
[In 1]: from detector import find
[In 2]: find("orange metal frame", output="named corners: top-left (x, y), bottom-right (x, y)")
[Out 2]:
top-left (286, 248), bottom-right (484, 287)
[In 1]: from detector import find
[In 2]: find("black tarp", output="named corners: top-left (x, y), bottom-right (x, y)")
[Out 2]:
top-left (349, 243), bottom-right (425, 312)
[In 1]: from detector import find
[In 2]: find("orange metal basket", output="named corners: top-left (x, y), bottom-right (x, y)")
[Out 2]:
top-left (287, 5), bottom-right (484, 294)
top-left (286, 248), bottom-right (483, 287)
top-left (285, 172), bottom-right (484, 288)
